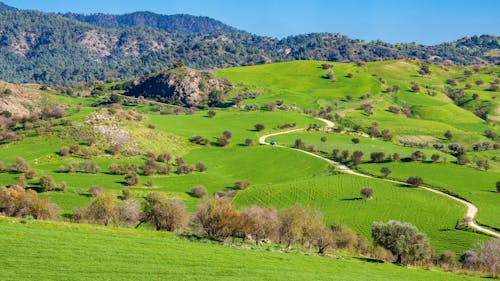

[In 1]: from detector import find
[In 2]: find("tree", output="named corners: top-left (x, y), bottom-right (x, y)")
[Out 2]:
top-left (222, 130), bottom-right (232, 139)
top-left (142, 157), bottom-right (158, 176)
top-left (320, 136), bottom-right (327, 142)
top-left (80, 160), bottom-right (100, 174)
top-left (39, 175), bottom-right (57, 192)
top-left (444, 130), bottom-right (453, 141)
top-left (351, 138), bottom-right (360, 144)
top-left (496, 181), bottom-right (500, 193)
top-left (351, 151), bottom-right (363, 166)
top-left (368, 123), bottom-right (379, 138)
top-left (381, 129), bottom-right (393, 141)
top-left (240, 206), bottom-right (280, 244)
top-left (254, 124), bottom-right (265, 131)
top-left (244, 138), bottom-right (253, 146)
top-left (360, 187), bottom-right (373, 199)
top-left (381, 167), bottom-right (391, 178)
top-left (340, 150), bottom-right (349, 162)
top-left (294, 139), bottom-right (305, 149)
top-left (371, 220), bottom-right (432, 264)
top-left (278, 205), bottom-right (323, 248)
top-left (477, 238), bottom-right (500, 276)
top-left (194, 197), bottom-right (239, 240)
top-left (406, 176), bottom-right (423, 187)
top-left (191, 185), bottom-right (208, 198)
top-left (208, 90), bottom-right (224, 107)
top-left (141, 192), bottom-right (189, 232)
top-left (73, 192), bottom-right (119, 226)
top-left (370, 152), bottom-right (385, 163)
top-left (88, 186), bottom-right (103, 197)
top-left (0, 185), bottom-right (59, 220)
top-left (431, 154), bottom-right (440, 163)
top-left (207, 110), bottom-right (216, 118)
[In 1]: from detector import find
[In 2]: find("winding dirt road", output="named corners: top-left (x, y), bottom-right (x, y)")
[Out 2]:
top-left (259, 119), bottom-right (500, 238)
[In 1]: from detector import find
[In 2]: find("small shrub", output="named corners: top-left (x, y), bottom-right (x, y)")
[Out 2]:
top-left (39, 175), bottom-right (57, 192)
top-left (24, 169), bottom-right (37, 179)
top-left (360, 187), bottom-right (373, 199)
top-left (89, 186), bottom-right (104, 197)
top-left (60, 147), bottom-right (69, 157)
top-left (244, 138), bottom-right (253, 146)
top-left (15, 157), bottom-right (30, 173)
top-left (195, 162), bottom-right (207, 172)
top-left (320, 136), bottom-right (327, 142)
top-left (351, 138), bottom-right (360, 144)
top-left (207, 110), bottom-right (216, 118)
top-left (406, 176), bottom-right (423, 187)
top-left (234, 180), bottom-right (251, 190)
top-left (191, 185), bottom-right (208, 198)
top-left (254, 124), bottom-right (265, 131)
top-left (380, 167), bottom-right (391, 178)
top-left (121, 188), bottom-right (132, 200)
top-left (125, 172), bottom-right (140, 186)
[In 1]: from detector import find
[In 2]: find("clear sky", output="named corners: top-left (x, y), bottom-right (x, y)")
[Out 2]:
top-left (3, 0), bottom-right (499, 45)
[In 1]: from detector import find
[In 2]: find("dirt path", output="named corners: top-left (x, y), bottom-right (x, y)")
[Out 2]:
top-left (260, 120), bottom-right (500, 238)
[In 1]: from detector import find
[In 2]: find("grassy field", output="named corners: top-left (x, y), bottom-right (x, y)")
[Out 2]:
top-left (358, 162), bottom-right (500, 230)
top-left (233, 172), bottom-right (487, 255)
top-left (1, 60), bottom-right (498, 275)
top-left (0, 217), bottom-right (485, 281)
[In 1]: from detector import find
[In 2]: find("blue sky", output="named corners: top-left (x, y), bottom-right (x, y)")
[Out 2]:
top-left (3, 0), bottom-right (499, 45)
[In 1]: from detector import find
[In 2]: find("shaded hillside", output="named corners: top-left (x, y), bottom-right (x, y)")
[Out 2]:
top-left (63, 12), bottom-right (240, 34)
top-left (124, 66), bottom-right (232, 107)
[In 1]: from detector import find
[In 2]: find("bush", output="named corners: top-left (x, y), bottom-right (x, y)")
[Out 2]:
top-left (320, 136), bottom-right (327, 142)
top-left (15, 157), bottom-right (30, 173)
top-left (17, 176), bottom-right (27, 188)
top-left (496, 181), bottom-right (500, 193)
top-left (24, 169), bottom-right (37, 179)
top-left (460, 250), bottom-right (480, 270)
top-left (142, 192), bottom-right (189, 232)
top-left (217, 135), bottom-right (230, 147)
top-left (0, 185), bottom-right (59, 220)
top-left (39, 175), bottom-right (57, 192)
top-left (234, 180), bottom-right (251, 190)
top-left (351, 138), bottom-right (360, 144)
top-left (118, 199), bottom-right (141, 226)
top-left (245, 138), bottom-right (253, 146)
top-left (477, 238), bottom-right (500, 276)
top-left (360, 187), bottom-right (373, 199)
top-left (109, 163), bottom-right (124, 175)
top-left (125, 172), bottom-right (140, 186)
top-left (195, 162), bottom-right (207, 172)
top-left (207, 110), bottom-right (216, 118)
top-left (254, 124), bottom-right (265, 131)
top-left (294, 139), bottom-right (305, 149)
top-left (60, 147), bottom-right (69, 157)
top-left (121, 188), bottom-right (132, 200)
top-left (438, 250), bottom-right (456, 267)
top-left (191, 185), bottom-right (208, 198)
top-left (278, 205), bottom-right (326, 248)
top-left (406, 176), bottom-right (423, 187)
top-left (372, 220), bottom-right (432, 264)
top-left (80, 160), bottom-right (100, 174)
top-left (142, 157), bottom-right (158, 176)
top-left (351, 151), bottom-right (363, 166)
top-left (89, 186), bottom-right (104, 197)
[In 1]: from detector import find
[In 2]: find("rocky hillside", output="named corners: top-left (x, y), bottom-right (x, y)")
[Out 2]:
top-left (124, 66), bottom-right (232, 107)
top-left (0, 1), bottom-right (498, 86)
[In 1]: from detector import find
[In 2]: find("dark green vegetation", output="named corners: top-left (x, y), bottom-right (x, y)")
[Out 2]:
top-left (0, 218), bottom-right (486, 281)
top-left (0, 1), bottom-right (499, 85)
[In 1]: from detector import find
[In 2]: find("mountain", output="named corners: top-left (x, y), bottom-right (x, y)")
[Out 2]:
top-left (0, 2), bottom-right (498, 86)
top-left (0, 1), bottom-right (15, 12)
top-left (62, 11), bottom-right (240, 34)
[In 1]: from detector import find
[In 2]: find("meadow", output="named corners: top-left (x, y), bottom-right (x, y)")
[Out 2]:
top-left (0, 217), bottom-right (485, 281)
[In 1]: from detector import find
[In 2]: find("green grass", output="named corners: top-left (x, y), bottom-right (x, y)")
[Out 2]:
top-left (233, 172), bottom-right (486, 255)
top-left (0, 217), bottom-right (485, 281)
top-left (359, 162), bottom-right (500, 230)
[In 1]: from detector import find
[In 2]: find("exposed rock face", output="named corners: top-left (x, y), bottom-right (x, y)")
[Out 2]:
top-left (124, 67), bottom-right (232, 107)
top-left (0, 81), bottom-right (42, 118)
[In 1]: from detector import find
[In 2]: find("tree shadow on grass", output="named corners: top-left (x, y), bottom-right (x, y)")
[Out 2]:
top-left (353, 257), bottom-right (385, 263)
top-left (341, 197), bottom-right (362, 201)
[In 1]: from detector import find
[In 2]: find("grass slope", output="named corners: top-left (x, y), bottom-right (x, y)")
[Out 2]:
top-left (0, 218), bottom-right (484, 281)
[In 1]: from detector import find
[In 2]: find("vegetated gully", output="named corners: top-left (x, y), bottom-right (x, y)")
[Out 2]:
top-left (258, 117), bottom-right (500, 238)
